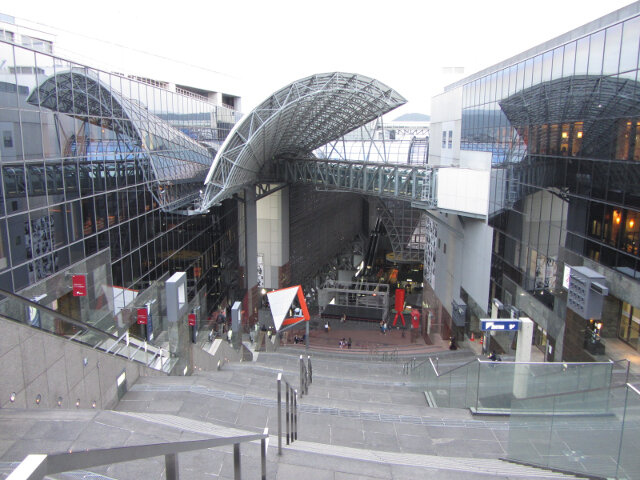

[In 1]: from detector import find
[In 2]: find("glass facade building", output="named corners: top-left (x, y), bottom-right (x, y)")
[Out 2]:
top-left (457, 6), bottom-right (640, 358)
top-left (0, 40), bottom-right (242, 336)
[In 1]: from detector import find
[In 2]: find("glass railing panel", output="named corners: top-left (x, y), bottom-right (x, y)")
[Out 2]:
top-left (464, 360), bottom-right (479, 409)
top-left (508, 385), bottom-right (629, 479)
top-left (440, 361), bottom-right (475, 408)
top-left (508, 395), bottom-right (555, 467)
top-left (477, 361), bottom-right (519, 411)
top-left (0, 289), bottom-right (170, 371)
top-left (618, 384), bottom-right (640, 479)
top-left (547, 389), bottom-right (623, 478)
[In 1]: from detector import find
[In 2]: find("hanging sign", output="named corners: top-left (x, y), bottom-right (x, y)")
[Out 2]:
top-left (72, 275), bottom-right (87, 296)
top-left (188, 313), bottom-right (196, 326)
top-left (137, 308), bottom-right (148, 325)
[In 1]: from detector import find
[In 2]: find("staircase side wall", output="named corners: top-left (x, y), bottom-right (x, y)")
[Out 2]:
top-left (0, 318), bottom-right (164, 410)
top-left (193, 339), bottom-right (244, 371)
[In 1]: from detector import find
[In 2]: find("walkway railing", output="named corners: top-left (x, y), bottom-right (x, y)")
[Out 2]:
top-left (409, 356), bottom-right (617, 414)
top-left (7, 430), bottom-right (269, 480)
top-left (276, 372), bottom-right (298, 455)
top-left (402, 357), bottom-right (417, 374)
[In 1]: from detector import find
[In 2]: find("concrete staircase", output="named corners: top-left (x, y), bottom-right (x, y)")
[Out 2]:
top-left (0, 348), bottom-right (588, 479)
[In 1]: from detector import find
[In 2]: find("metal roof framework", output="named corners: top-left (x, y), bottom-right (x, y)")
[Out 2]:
top-left (27, 69), bottom-right (214, 211)
top-left (201, 72), bottom-right (407, 209)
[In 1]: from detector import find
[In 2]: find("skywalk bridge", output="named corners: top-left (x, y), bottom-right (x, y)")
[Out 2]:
top-left (274, 157), bottom-right (437, 208)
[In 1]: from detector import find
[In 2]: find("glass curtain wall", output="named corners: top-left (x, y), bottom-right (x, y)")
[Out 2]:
top-left (460, 14), bottom-right (640, 348)
top-left (0, 41), bottom-right (239, 319)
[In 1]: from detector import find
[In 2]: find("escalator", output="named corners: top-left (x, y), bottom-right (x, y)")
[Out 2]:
top-left (356, 217), bottom-right (383, 279)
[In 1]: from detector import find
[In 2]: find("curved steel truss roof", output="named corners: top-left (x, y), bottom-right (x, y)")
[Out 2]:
top-left (202, 72), bottom-right (406, 208)
top-left (28, 69), bottom-right (214, 211)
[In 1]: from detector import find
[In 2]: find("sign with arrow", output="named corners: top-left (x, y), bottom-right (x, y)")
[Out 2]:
top-left (481, 319), bottom-right (520, 331)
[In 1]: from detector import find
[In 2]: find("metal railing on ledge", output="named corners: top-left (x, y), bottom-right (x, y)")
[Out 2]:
top-left (276, 372), bottom-right (298, 455)
top-left (7, 430), bottom-right (269, 480)
top-left (0, 289), bottom-right (173, 373)
top-left (402, 357), bottom-right (417, 374)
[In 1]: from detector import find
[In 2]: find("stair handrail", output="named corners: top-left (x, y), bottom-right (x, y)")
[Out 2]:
top-left (0, 289), bottom-right (166, 372)
top-left (7, 429), bottom-right (269, 480)
top-left (276, 372), bottom-right (298, 455)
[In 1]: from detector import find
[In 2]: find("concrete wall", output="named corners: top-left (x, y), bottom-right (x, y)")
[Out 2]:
top-left (192, 339), bottom-right (245, 372)
top-left (0, 318), bottom-right (163, 410)
top-left (433, 213), bottom-right (464, 320)
top-left (461, 218), bottom-right (493, 314)
top-left (429, 87), bottom-right (463, 167)
top-left (257, 187), bottom-right (289, 289)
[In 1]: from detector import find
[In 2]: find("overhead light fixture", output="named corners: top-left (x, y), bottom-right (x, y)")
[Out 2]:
top-left (57, 397), bottom-right (63, 407)
top-left (630, 219), bottom-right (635, 229)
top-left (577, 131), bottom-right (583, 139)
top-left (35, 394), bottom-right (41, 405)
top-left (10, 392), bottom-right (16, 403)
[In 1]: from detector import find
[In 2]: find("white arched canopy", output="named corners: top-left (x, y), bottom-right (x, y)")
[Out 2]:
top-left (201, 72), bottom-right (407, 208)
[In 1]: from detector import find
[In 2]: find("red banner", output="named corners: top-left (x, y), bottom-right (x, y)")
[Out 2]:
top-left (188, 313), bottom-right (196, 326)
top-left (72, 275), bottom-right (87, 296)
top-left (137, 308), bottom-right (148, 325)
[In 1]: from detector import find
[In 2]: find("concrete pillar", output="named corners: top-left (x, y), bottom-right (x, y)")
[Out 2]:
top-left (245, 187), bottom-right (259, 324)
top-left (256, 187), bottom-right (289, 289)
top-left (231, 301), bottom-right (242, 350)
top-left (245, 187), bottom-right (258, 291)
top-left (166, 272), bottom-right (190, 374)
top-left (513, 317), bottom-right (534, 398)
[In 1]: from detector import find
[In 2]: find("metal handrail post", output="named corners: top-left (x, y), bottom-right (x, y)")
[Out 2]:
top-left (475, 359), bottom-right (481, 411)
top-left (261, 428), bottom-right (268, 480)
top-left (307, 356), bottom-right (312, 384)
top-left (294, 389), bottom-right (298, 441)
top-left (277, 373), bottom-right (282, 455)
top-left (165, 453), bottom-right (178, 480)
top-left (285, 385), bottom-right (290, 445)
top-left (233, 443), bottom-right (241, 480)
top-left (299, 355), bottom-right (304, 395)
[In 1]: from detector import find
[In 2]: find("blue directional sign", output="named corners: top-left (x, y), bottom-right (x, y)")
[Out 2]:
top-left (480, 319), bottom-right (520, 331)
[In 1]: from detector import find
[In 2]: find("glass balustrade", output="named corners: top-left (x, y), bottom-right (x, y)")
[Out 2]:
top-left (410, 357), bottom-right (614, 413)
top-left (0, 289), bottom-right (175, 372)
top-left (507, 383), bottom-right (640, 479)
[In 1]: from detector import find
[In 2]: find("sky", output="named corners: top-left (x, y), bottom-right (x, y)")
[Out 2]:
top-left (3, 0), bottom-right (637, 116)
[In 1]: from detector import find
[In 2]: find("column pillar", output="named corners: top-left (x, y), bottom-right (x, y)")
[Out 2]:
top-left (513, 317), bottom-right (534, 398)
top-left (245, 187), bottom-right (259, 325)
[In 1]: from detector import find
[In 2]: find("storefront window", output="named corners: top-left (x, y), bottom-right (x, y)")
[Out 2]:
top-left (619, 301), bottom-right (640, 351)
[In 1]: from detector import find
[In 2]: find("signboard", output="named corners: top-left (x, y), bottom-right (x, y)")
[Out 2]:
top-left (481, 319), bottom-right (520, 331)
top-left (188, 313), bottom-right (196, 326)
top-left (72, 275), bottom-right (87, 296)
top-left (137, 308), bottom-right (148, 325)
top-left (267, 286), bottom-right (310, 331)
